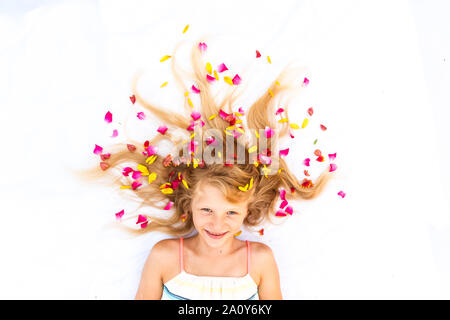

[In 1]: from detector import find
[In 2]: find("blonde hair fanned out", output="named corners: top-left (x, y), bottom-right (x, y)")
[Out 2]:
top-left (73, 38), bottom-right (334, 237)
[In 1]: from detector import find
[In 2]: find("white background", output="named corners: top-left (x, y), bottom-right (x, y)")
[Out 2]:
top-left (0, 0), bottom-right (449, 299)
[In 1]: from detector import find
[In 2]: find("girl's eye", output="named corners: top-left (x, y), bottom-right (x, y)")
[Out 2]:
top-left (227, 211), bottom-right (237, 215)
top-left (201, 208), bottom-right (212, 213)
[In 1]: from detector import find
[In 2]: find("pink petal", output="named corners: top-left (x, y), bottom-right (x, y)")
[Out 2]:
top-left (104, 111), bottom-right (113, 123)
top-left (275, 210), bottom-right (287, 217)
top-left (163, 201), bottom-right (174, 210)
top-left (140, 221), bottom-right (148, 228)
top-left (111, 129), bottom-right (118, 138)
top-left (122, 167), bottom-right (133, 176)
top-left (191, 85), bottom-right (200, 94)
top-left (131, 181), bottom-right (142, 190)
top-left (93, 144), bottom-right (103, 155)
top-left (303, 77), bottom-right (310, 86)
top-left (157, 125), bottom-right (168, 135)
top-left (275, 108), bottom-right (284, 115)
top-left (217, 63), bottom-right (228, 73)
top-left (198, 42), bottom-right (207, 52)
top-left (303, 158), bottom-right (310, 166)
top-left (206, 136), bottom-right (217, 146)
top-left (219, 109), bottom-right (229, 120)
top-left (329, 163), bottom-right (338, 172)
top-left (145, 145), bottom-right (158, 157)
top-left (187, 123), bottom-right (195, 131)
top-left (264, 126), bottom-right (275, 138)
top-left (132, 170), bottom-right (142, 180)
top-left (115, 209), bottom-right (124, 221)
top-left (285, 206), bottom-right (293, 215)
top-left (232, 74), bottom-right (241, 85)
top-left (100, 153), bottom-right (111, 161)
top-left (136, 214), bottom-right (147, 224)
top-left (279, 148), bottom-right (289, 157)
top-left (328, 153), bottom-right (337, 161)
top-left (238, 107), bottom-right (245, 115)
top-left (191, 111), bottom-right (202, 121)
top-left (280, 189), bottom-right (286, 201)
top-left (338, 191), bottom-right (346, 198)
top-left (137, 112), bottom-right (146, 120)
top-left (206, 74), bottom-right (216, 83)
top-left (200, 120), bottom-right (205, 127)
top-left (280, 200), bottom-right (288, 209)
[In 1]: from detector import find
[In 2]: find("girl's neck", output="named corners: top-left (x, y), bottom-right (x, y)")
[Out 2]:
top-left (190, 234), bottom-right (236, 258)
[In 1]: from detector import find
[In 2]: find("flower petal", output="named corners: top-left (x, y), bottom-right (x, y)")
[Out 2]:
top-left (304, 170), bottom-right (310, 176)
top-left (198, 42), bottom-right (207, 52)
top-left (314, 149), bottom-right (322, 157)
top-left (206, 62), bottom-right (212, 74)
top-left (131, 181), bottom-right (142, 190)
top-left (275, 108), bottom-right (284, 115)
top-left (157, 125), bottom-right (168, 135)
top-left (320, 124), bottom-right (327, 131)
top-left (182, 25), bottom-right (189, 33)
top-left (338, 191), bottom-right (346, 198)
top-left (280, 189), bottom-right (286, 201)
top-left (303, 158), bottom-right (310, 166)
top-left (267, 56), bottom-right (271, 64)
top-left (191, 84), bottom-right (200, 93)
top-left (328, 153), bottom-right (337, 161)
top-left (275, 210), bottom-right (287, 217)
top-left (160, 81), bottom-right (168, 88)
top-left (285, 206), bottom-right (293, 215)
top-left (280, 200), bottom-right (288, 209)
top-left (137, 112), bottom-right (146, 120)
top-left (279, 148), bottom-right (289, 157)
top-left (115, 209), bottom-right (124, 221)
top-left (148, 172), bottom-right (157, 183)
top-left (258, 228), bottom-right (264, 236)
top-left (100, 153), bottom-right (111, 161)
top-left (303, 77), bottom-right (309, 87)
top-left (104, 111), bottom-right (112, 123)
top-left (130, 95), bottom-right (136, 104)
top-left (137, 164), bottom-right (149, 176)
top-left (160, 55), bottom-right (171, 62)
top-left (329, 163), bottom-right (338, 172)
top-left (264, 126), bottom-right (275, 138)
top-left (127, 144), bottom-right (136, 152)
top-left (132, 170), bottom-right (142, 180)
top-left (136, 214), bottom-right (147, 224)
top-left (206, 74), bottom-right (216, 83)
top-left (232, 74), bottom-right (241, 85)
top-left (223, 76), bottom-right (233, 85)
top-left (100, 162), bottom-right (109, 171)
top-left (163, 201), bottom-right (174, 210)
top-left (256, 50), bottom-right (261, 58)
top-left (301, 118), bottom-right (309, 128)
top-left (191, 111), bottom-right (202, 121)
top-left (93, 144), bottom-right (103, 155)
top-left (217, 63), bottom-right (228, 73)
top-left (122, 167), bottom-right (133, 176)
top-left (307, 107), bottom-right (314, 116)
top-left (111, 129), bottom-right (118, 138)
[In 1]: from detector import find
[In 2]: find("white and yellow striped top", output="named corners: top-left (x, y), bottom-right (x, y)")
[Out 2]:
top-left (161, 238), bottom-right (259, 300)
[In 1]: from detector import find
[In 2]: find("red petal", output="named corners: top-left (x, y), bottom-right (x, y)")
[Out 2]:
top-left (304, 170), bottom-right (310, 176)
top-left (191, 111), bottom-right (202, 121)
top-left (303, 77), bottom-right (309, 86)
top-left (314, 149), bottom-right (322, 156)
top-left (285, 206), bottom-right (293, 215)
top-left (100, 153), bottom-right (111, 161)
top-left (132, 181), bottom-right (142, 190)
top-left (127, 144), bottom-right (136, 152)
top-left (280, 200), bottom-right (288, 209)
top-left (191, 84), bottom-right (200, 93)
top-left (279, 148), bottom-right (289, 157)
top-left (157, 125), bottom-right (168, 135)
top-left (100, 162), bottom-right (109, 171)
top-left (256, 50), bottom-right (261, 58)
top-left (258, 228), bottom-right (264, 236)
top-left (232, 74), bottom-right (241, 85)
top-left (122, 167), bottom-right (133, 176)
top-left (163, 201), bottom-right (174, 210)
top-left (111, 129), bottom-right (118, 138)
top-left (307, 107), bottom-right (314, 116)
top-left (275, 108), bottom-right (284, 115)
top-left (280, 189), bottom-right (286, 201)
top-left (316, 155), bottom-right (325, 162)
top-left (130, 95), bottom-right (136, 104)
top-left (137, 112), bottom-right (146, 120)
top-left (104, 111), bottom-right (113, 123)
top-left (320, 124), bottom-right (327, 131)
top-left (136, 214), bottom-right (147, 224)
top-left (140, 221), bottom-right (148, 228)
top-left (275, 210), bottom-right (287, 217)
top-left (198, 42), bottom-right (207, 52)
top-left (132, 170), bottom-right (142, 180)
top-left (328, 153), bottom-right (337, 161)
top-left (206, 74), bottom-right (216, 83)
top-left (115, 209), bottom-right (124, 220)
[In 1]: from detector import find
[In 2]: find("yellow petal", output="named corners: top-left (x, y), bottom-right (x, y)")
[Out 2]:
top-left (160, 55), bottom-right (171, 62)
top-left (234, 230), bottom-right (242, 237)
top-left (278, 118), bottom-right (288, 123)
top-left (254, 130), bottom-right (259, 139)
top-left (206, 62), bottom-right (212, 74)
top-left (267, 56), bottom-right (271, 64)
top-left (187, 97), bottom-right (194, 108)
top-left (268, 89), bottom-right (273, 97)
top-left (254, 160), bottom-right (259, 167)
top-left (301, 118), bottom-right (309, 128)
top-left (148, 172), bottom-right (157, 183)
top-left (218, 152), bottom-right (222, 158)
top-left (238, 184), bottom-right (249, 192)
top-left (161, 188), bottom-right (173, 194)
top-left (193, 158), bottom-right (198, 169)
top-left (248, 145), bottom-right (257, 153)
top-left (224, 76), bottom-right (233, 85)
top-left (160, 81), bottom-right (168, 88)
top-left (235, 119), bottom-right (243, 124)
top-left (146, 155), bottom-right (157, 165)
top-left (235, 113), bottom-right (244, 117)
top-left (182, 179), bottom-right (189, 189)
top-left (214, 70), bottom-right (219, 80)
top-left (249, 177), bottom-right (253, 190)
top-left (236, 127), bottom-right (245, 134)
top-left (137, 164), bottom-right (149, 176)
top-left (190, 133), bottom-right (196, 139)
top-left (226, 126), bottom-right (236, 130)
top-left (120, 185), bottom-right (131, 189)
top-left (208, 114), bottom-right (217, 120)
top-left (275, 81), bottom-right (280, 86)
top-left (224, 130), bottom-right (233, 136)
top-left (290, 123), bottom-right (300, 129)
top-left (184, 91), bottom-right (189, 97)
top-left (183, 25), bottom-right (189, 33)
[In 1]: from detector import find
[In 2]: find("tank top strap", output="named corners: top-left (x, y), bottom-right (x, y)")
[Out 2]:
top-left (179, 237), bottom-right (184, 272)
top-left (246, 240), bottom-right (251, 274)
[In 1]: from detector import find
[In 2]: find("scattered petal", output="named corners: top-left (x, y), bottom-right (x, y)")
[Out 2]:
top-left (275, 108), bottom-right (284, 115)
top-left (181, 213), bottom-right (187, 222)
top-left (160, 55), bottom-right (171, 62)
top-left (307, 107), bottom-right (314, 116)
top-left (267, 56), bottom-right (271, 64)
top-left (285, 206), bottom-right (293, 215)
top-left (214, 70), bottom-right (219, 80)
top-left (93, 144), bottom-right (103, 155)
top-left (100, 162), bottom-right (109, 171)
top-left (163, 154), bottom-right (173, 167)
top-left (111, 129), bottom-right (118, 138)
top-left (198, 42), bottom-right (207, 52)
top-left (320, 124), bottom-right (327, 131)
top-left (223, 76), bottom-right (233, 85)
top-left (122, 167), bottom-right (133, 176)
top-left (264, 126), bottom-right (275, 138)
top-left (100, 153), bottom-right (111, 161)
top-left (148, 172), bottom-right (157, 184)
top-left (232, 74), bottom-right (241, 85)
top-left (279, 148), bottom-right (289, 157)
top-left (328, 153), bottom-right (337, 161)
top-left (140, 221), bottom-right (148, 228)
top-left (301, 178), bottom-right (314, 189)
top-left (182, 25), bottom-right (189, 33)
top-left (329, 163), bottom-right (338, 172)
top-left (130, 95), bottom-right (136, 104)
top-left (314, 149), bottom-right (322, 157)
top-left (303, 158), bottom-right (310, 166)
top-left (187, 97), bottom-right (194, 108)
top-left (275, 210), bottom-right (287, 217)
top-left (206, 74), bottom-right (216, 83)
top-left (304, 170), bottom-right (310, 176)
top-left (248, 145), bottom-right (257, 153)
top-left (290, 123), bottom-right (299, 129)
top-left (191, 84), bottom-right (200, 93)
top-left (313, 139), bottom-right (318, 145)
top-left (303, 77), bottom-right (309, 87)
top-left (206, 62), bottom-right (212, 74)
top-left (127, 144), bottom-right (136, 152)
top-left (268, 89), bottom-right (274, 97)
top-left (137, 112), bottom-right (146, 120)
top-left (258, 228), bottom-right (264, 236)
top-left (163, 201), bottom-right (174, 210)
top-left (280, 200), bottom-right (288, 209)
top-left (104, 111), bottom-right (112, 123)
top-left (206, 136), bottom-right (217, 146)
top-left (280, 189), bottom-right (286, 201)
top-left (217, 63), bottom-right (228, 73)
top-left (316, 155), bottom-right (325, 162)
top-left (132, 170), bottom-right (142, 180)
top-left (137, 164), bottom-right (149, 176)
top-left (208, 114), bottom-right (217, 120)
top-left (338, 191), bottom-right (346, 198)
top-left (136, 214), bottom-right (147, 224)
top-left (120, 185), bottom-right (131, 189)
top-left (160, 81), bottom-right (168, 88)
top-left (182, 179), bottom-right (189, 189)
top-left (115, 209), bottom-right (124, 221)
top-left (278, 118), bottom-right (288, 123)
top-left (157, 125), bottom-right (168, 135)
top-left (132, 181), bottom-right (142, 190)
top-left (191, 111), bottom-right (202, 121)
top-left (301, 118), bottom-right (309, 128)
top-left (256, 50), bottom-right (261, 58)
top-left (290, 187), bottom-right (296, 194)
top-left (161, 187), bottom-right (173, 194)
top-left (234, 230), bottom-right (242, 237)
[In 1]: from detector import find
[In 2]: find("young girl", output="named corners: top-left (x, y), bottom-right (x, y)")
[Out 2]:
top-left (77, 35), bottom-right (333, 300)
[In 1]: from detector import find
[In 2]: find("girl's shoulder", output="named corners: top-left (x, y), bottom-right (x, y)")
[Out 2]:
top-left (150, 238), bottom-right (181, 283)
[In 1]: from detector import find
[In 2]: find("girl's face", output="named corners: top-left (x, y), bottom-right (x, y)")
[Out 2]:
top-left (191, 183), bottom-right (249, 248)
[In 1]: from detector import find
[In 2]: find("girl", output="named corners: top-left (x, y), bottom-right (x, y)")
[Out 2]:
top-left (77, 36), bottom-right (333, 300)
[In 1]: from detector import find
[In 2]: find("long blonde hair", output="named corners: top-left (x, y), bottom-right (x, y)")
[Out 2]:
top-left (73, 38), bottom-right (334, 237)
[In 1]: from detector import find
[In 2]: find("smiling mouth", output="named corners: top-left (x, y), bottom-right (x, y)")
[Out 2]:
top-left (205, 230), bottom-right (228, 238)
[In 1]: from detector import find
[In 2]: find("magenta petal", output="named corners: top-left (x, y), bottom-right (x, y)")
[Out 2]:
top-left (140, 221), bottom-right (148, 228)
top-left (191, 111), bottom-right (202, 121)
top-left (200, 120), bottom-right (205, 127)
top-left (122, 167), bottom-right (133, 176)
top-left (264, 126), bottom-right (275, 138)
top-left (328, 153), bottom-right (337, 161)
top-left (338, 191), bottom-right (346, 198)
top-left (280, 189), bottom-right (286, 201)
top-left (111, 129), bottom-right (118, 138)
top-left (104, 111), bottom-right (113, 123)
top-left (329, 163), bottom-right (337, 172)
top-left (93, 144), bottom-right (103, 155)
top-left (198, 42), bottom-right (207, 52)
top-left (303, 77), bottom-right (310, 86)
top-left (146, 145), bottom-right (158, 157)
top-left (275, 210), bottom-right (287, 217)
top-left (132, 170), bottom-right (142, 180)
top-left (163, 201), bottom-right (174, 210)
top-left (279, 148), bottom-right (289, 157)
top-left (219, 109), bottom-right (229, 120)
top-left (275, 108), bottom-right (284, 115)
top-left (187, 124), bottom-right (195, 131)
top-left (280, 200), bottom-right (288, 209)
top-left (285, 206), bottom-right (293, 215)
top-left (206, 74), bottom-right (216, 83)
top-left (232, 74), bottom-right (241, 85)
top-left (191, 84), bottom-right (200, 93)
top-left (131, 181), bottom-right (142, 190)
top-left (157, 125), bottom-right (168, 135)
top-left (217, 63), bottom-right (228, 73)
top-left (303, 158), bottom-right (310, 166)
top-left (238, 107), bottom-right (245, 115)
top-left (136, 214), bottom-right (147, 224)
top-left (137, 112), bottom-right (146, 120)
top-left (115, 209), bottom-right (124, 220)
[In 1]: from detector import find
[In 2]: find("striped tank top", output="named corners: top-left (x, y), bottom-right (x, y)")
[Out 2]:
top-left (161, 237), bottom-right (259, 300)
